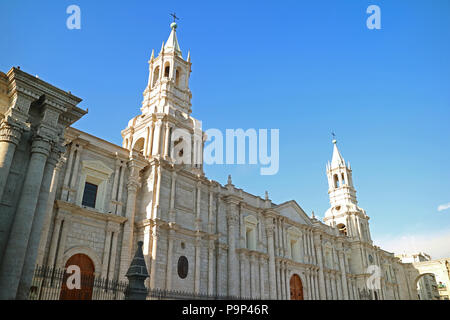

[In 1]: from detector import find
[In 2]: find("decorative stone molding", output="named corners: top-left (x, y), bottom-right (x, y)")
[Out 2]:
top-left (31, 136), bottom-right (52, 156)
top-left (0, 118), bottom-right (23, 145)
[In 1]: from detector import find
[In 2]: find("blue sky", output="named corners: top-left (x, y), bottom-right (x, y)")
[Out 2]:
top-left (1, 0), bottom-right (449, 258)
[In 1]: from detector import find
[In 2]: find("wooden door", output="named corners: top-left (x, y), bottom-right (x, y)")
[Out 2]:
top-left (59, 254), bottom-right (95, 300)
top-left (290, 274), bottom-right (304, 300)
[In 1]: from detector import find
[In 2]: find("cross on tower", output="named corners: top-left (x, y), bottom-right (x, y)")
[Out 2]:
top-left (331, 131), bottom-right (336, 140)
top-left (170, 12), bottom-right (180, 23)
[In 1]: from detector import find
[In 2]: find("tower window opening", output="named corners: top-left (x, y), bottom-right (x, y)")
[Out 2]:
top-left (164, 65), bottom-right (170, 78)
top-left (152, 66), bottom-right (160, 87)
top-left (337, 223), bottom-right (347, 236)
top-left (341, 173), bottom-right (346, 185)
top-left (333, 174), bottom-right (339, 188)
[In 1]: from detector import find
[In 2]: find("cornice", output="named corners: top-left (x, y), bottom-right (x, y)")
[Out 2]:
top-left (55, 200), bottom-right (127, 224)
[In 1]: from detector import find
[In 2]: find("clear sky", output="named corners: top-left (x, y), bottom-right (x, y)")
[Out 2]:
top-left (1, 0), bottom-right (449, 258)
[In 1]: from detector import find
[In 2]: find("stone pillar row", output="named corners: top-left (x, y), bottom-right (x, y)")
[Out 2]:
top-left (0, 134), bottom-right (53, 299)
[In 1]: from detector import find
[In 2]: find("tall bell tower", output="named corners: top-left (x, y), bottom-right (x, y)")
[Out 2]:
top-left (121, 21), bottom-right (203, 173)
top-left (323, 138), bottom-right (372, 243)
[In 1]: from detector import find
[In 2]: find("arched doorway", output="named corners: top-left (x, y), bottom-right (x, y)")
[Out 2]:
top-left (59, 253), bottom-right (95, 300)
top-left (290, 274), bottom-right (304, 300)
top-left (414, 272), bottom-right (439, 300)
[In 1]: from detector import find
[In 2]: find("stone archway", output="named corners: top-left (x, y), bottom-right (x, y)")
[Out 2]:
top-left (290, 274), bottom-right (304, 300)
top-left (414, 272), bottom-right (439, 300)
top-left (59, 253), bottom-right (95, 300)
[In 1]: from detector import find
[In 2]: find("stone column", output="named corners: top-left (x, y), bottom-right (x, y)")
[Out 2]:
top-left (305, 269), bottom-right (311, 300)
top-left (169, 171), bottom-right (176, 221)
top-left (311, 273), bottom-right (316, 300)
top-left (151, 119), bottom-right (162, 156)
top-left (275, 261), bottom-right (281, 299)
top-left (115, 163), bottom-right (126, 215)
top-left (36, 156), bottom-right (65, 266)
top-left (259, 256), bottom-right (265, 299)
top-left (280, 262), bottom-right (286, 300)
top-left (314, 234), bottom-right (326, 299)
top-left (55, 215), bottom-right (71, 268)
top-left (314, 272), bottom-right (320, 299)
top-left (250, 254), bottom-right (257, 299)
top-left (108, 229), bottom-right (119, 280)
top-left (110, 158), bottom-right (121, 212)
top-left (163, 122), bottom-right (170, 158)
top-left (226, 203), bottom-right (239, 297)
top-left (331, 273), bottom-right (337, 300)
top-left (194, 236), bottom-right (201, 294)
top-left (68, 143), bottom-right (82, 203)
top-left (61, 145), bottom-right (75, 201)
top-left (17, 147), bottom-right (62, 299)
top-left (338, 249), bottom-right (349, 299)
top-left (149, 225), bottom-right (160, 288)
top-left (336, 272), bottom-right (343, 300)
top-left (239, 251), bottom-right (246, 297)
top-left (0, 118), bottom-right (23, 201)
top-left (0, 136), bottom-right (51, 299)
top-left (47, 215), bottom-right (64, 268)
top-left (165, 230), bottom-right (174, 290)
top-left (195, 181), bottom-right (202, 231)
top-left (147, 122), bottom-right (154, 157)
top-left (207, 240), bottom-right (214, 295)
top-left (284, 263), bottom-right (290, 300)
top-left (101, 229), bottom-right (113, 278)
top-left (118, 159), bottom-right (142, 279)
top-left (265, 217), bottom-right (277, 299)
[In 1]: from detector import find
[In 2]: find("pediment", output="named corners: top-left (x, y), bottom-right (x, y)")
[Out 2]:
top-left (275, 200), bottom-right (312, 226)
top-left (81, 160), bottom-right (114, 176)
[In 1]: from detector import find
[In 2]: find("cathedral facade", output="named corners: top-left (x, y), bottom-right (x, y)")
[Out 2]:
top-left (0, 22), bottom-right (423, 300)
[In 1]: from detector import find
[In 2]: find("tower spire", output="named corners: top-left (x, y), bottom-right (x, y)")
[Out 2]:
top-left (164, 20), bottom-right (182, 56)
top-left (331, 139), bottom-right (345, 168)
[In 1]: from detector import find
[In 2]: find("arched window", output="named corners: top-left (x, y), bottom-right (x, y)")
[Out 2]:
top-left (244, 215), bottom-right (258, 250)
top-left (164, 63), bottom-right (170, 78)
top-left (177, 256), bottom-right (188, 279)
top-left (132, 137), bottom-right (145, 155)
top-left (152, 66), bottom-right (160, 87)
top-left (341, 173), bottom-right (346, 185)
top-left (333, 174), bottom-right (339, 188)
top-left (337, 223), bottom-right (347, 236)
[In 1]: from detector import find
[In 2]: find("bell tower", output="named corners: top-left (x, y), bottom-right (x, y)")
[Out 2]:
top-left (323, 138), bottom-right (372, 243)
top-left (141, 21), bottom-right (192, 116)
top-left (121, 21), bottom-right (203, 173)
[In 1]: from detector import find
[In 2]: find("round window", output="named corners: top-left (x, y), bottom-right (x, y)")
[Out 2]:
top-left (368, 254), bottom-right (374, 263)
top-left (177, 256), bottom-right (189, 279)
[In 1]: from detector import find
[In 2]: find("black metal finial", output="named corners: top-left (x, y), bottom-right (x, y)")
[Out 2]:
top-left (170, 12), bottom-right (180, 23)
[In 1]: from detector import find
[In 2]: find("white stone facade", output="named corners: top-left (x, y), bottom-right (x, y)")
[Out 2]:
top-left (0, 23), bottom-right (433, 300)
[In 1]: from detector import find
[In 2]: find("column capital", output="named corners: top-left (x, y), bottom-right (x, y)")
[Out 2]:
top-left (126, 179), bottom-right (141, 193)
top-left (31, 136), bottom-right (52, 156)
top-left (0, 117), bottom-right (24, 145)
top-left (154, 119), bottom-right (163, 127)
top-left (264, 217), bottom-right (275, 235)
top-left (226, 211), bottom-right (238, 226)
